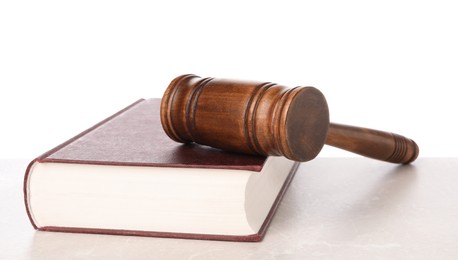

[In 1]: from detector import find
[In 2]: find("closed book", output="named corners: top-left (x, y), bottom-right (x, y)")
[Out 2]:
top-left (24, 98), bottom-right (299, 242)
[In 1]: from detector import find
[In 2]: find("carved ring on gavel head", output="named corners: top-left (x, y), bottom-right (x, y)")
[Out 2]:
top-left (160, 74), bottom-right (419, 164)
top-left (160, 74), bottom-right (329, 162)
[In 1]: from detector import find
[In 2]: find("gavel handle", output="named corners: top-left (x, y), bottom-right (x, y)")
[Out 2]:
top-left (325, 123), bottom-right (419, 164)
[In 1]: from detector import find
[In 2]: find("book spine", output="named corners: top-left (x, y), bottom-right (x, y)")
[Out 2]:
top-left (23, 159), bottom-right (39, 229)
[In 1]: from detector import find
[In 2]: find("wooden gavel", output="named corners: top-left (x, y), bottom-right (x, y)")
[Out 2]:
top-left (160, 74), bottom-right (419, 164)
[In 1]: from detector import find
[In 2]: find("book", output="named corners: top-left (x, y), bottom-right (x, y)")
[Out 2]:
top-left (23, 98), bottom-right (299, 242)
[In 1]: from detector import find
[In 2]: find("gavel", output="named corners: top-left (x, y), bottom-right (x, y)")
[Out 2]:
top-left (160, 74), bottom-right (419, 164)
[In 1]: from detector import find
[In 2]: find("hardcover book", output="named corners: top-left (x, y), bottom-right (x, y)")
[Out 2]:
top-left (24, 98), bottom-right (299, 242)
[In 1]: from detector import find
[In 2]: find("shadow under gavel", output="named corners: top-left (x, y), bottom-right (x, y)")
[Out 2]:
top-left (160, 74), bottom-right (419, 164)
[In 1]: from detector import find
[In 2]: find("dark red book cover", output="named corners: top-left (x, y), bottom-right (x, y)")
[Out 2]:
top-left (24, 98), bottom-right (298, 242)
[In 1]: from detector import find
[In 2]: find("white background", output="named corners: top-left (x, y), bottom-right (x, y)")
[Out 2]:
top-left (1, 0), bottom-right (457, 159)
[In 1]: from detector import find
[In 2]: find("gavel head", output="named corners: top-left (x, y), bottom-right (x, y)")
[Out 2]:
top-left (160, 74), bottom-right (330, 162)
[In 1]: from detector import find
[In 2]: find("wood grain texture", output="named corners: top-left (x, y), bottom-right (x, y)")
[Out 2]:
top-left (326, 123), bottom-right (419, 164)
top-left (161, 75), bottom-right (330, 162)
top-left (161, 75), bottom-right (419, 164)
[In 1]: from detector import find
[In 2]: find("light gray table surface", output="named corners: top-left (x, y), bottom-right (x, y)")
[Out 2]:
top-left (1, 158), bottom-right (457, 260)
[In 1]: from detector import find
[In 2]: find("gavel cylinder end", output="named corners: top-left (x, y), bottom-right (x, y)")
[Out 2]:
top-left (277, 87), bottom-right (329, 161)
top-left (160, 75), bottom-right (330, 162)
